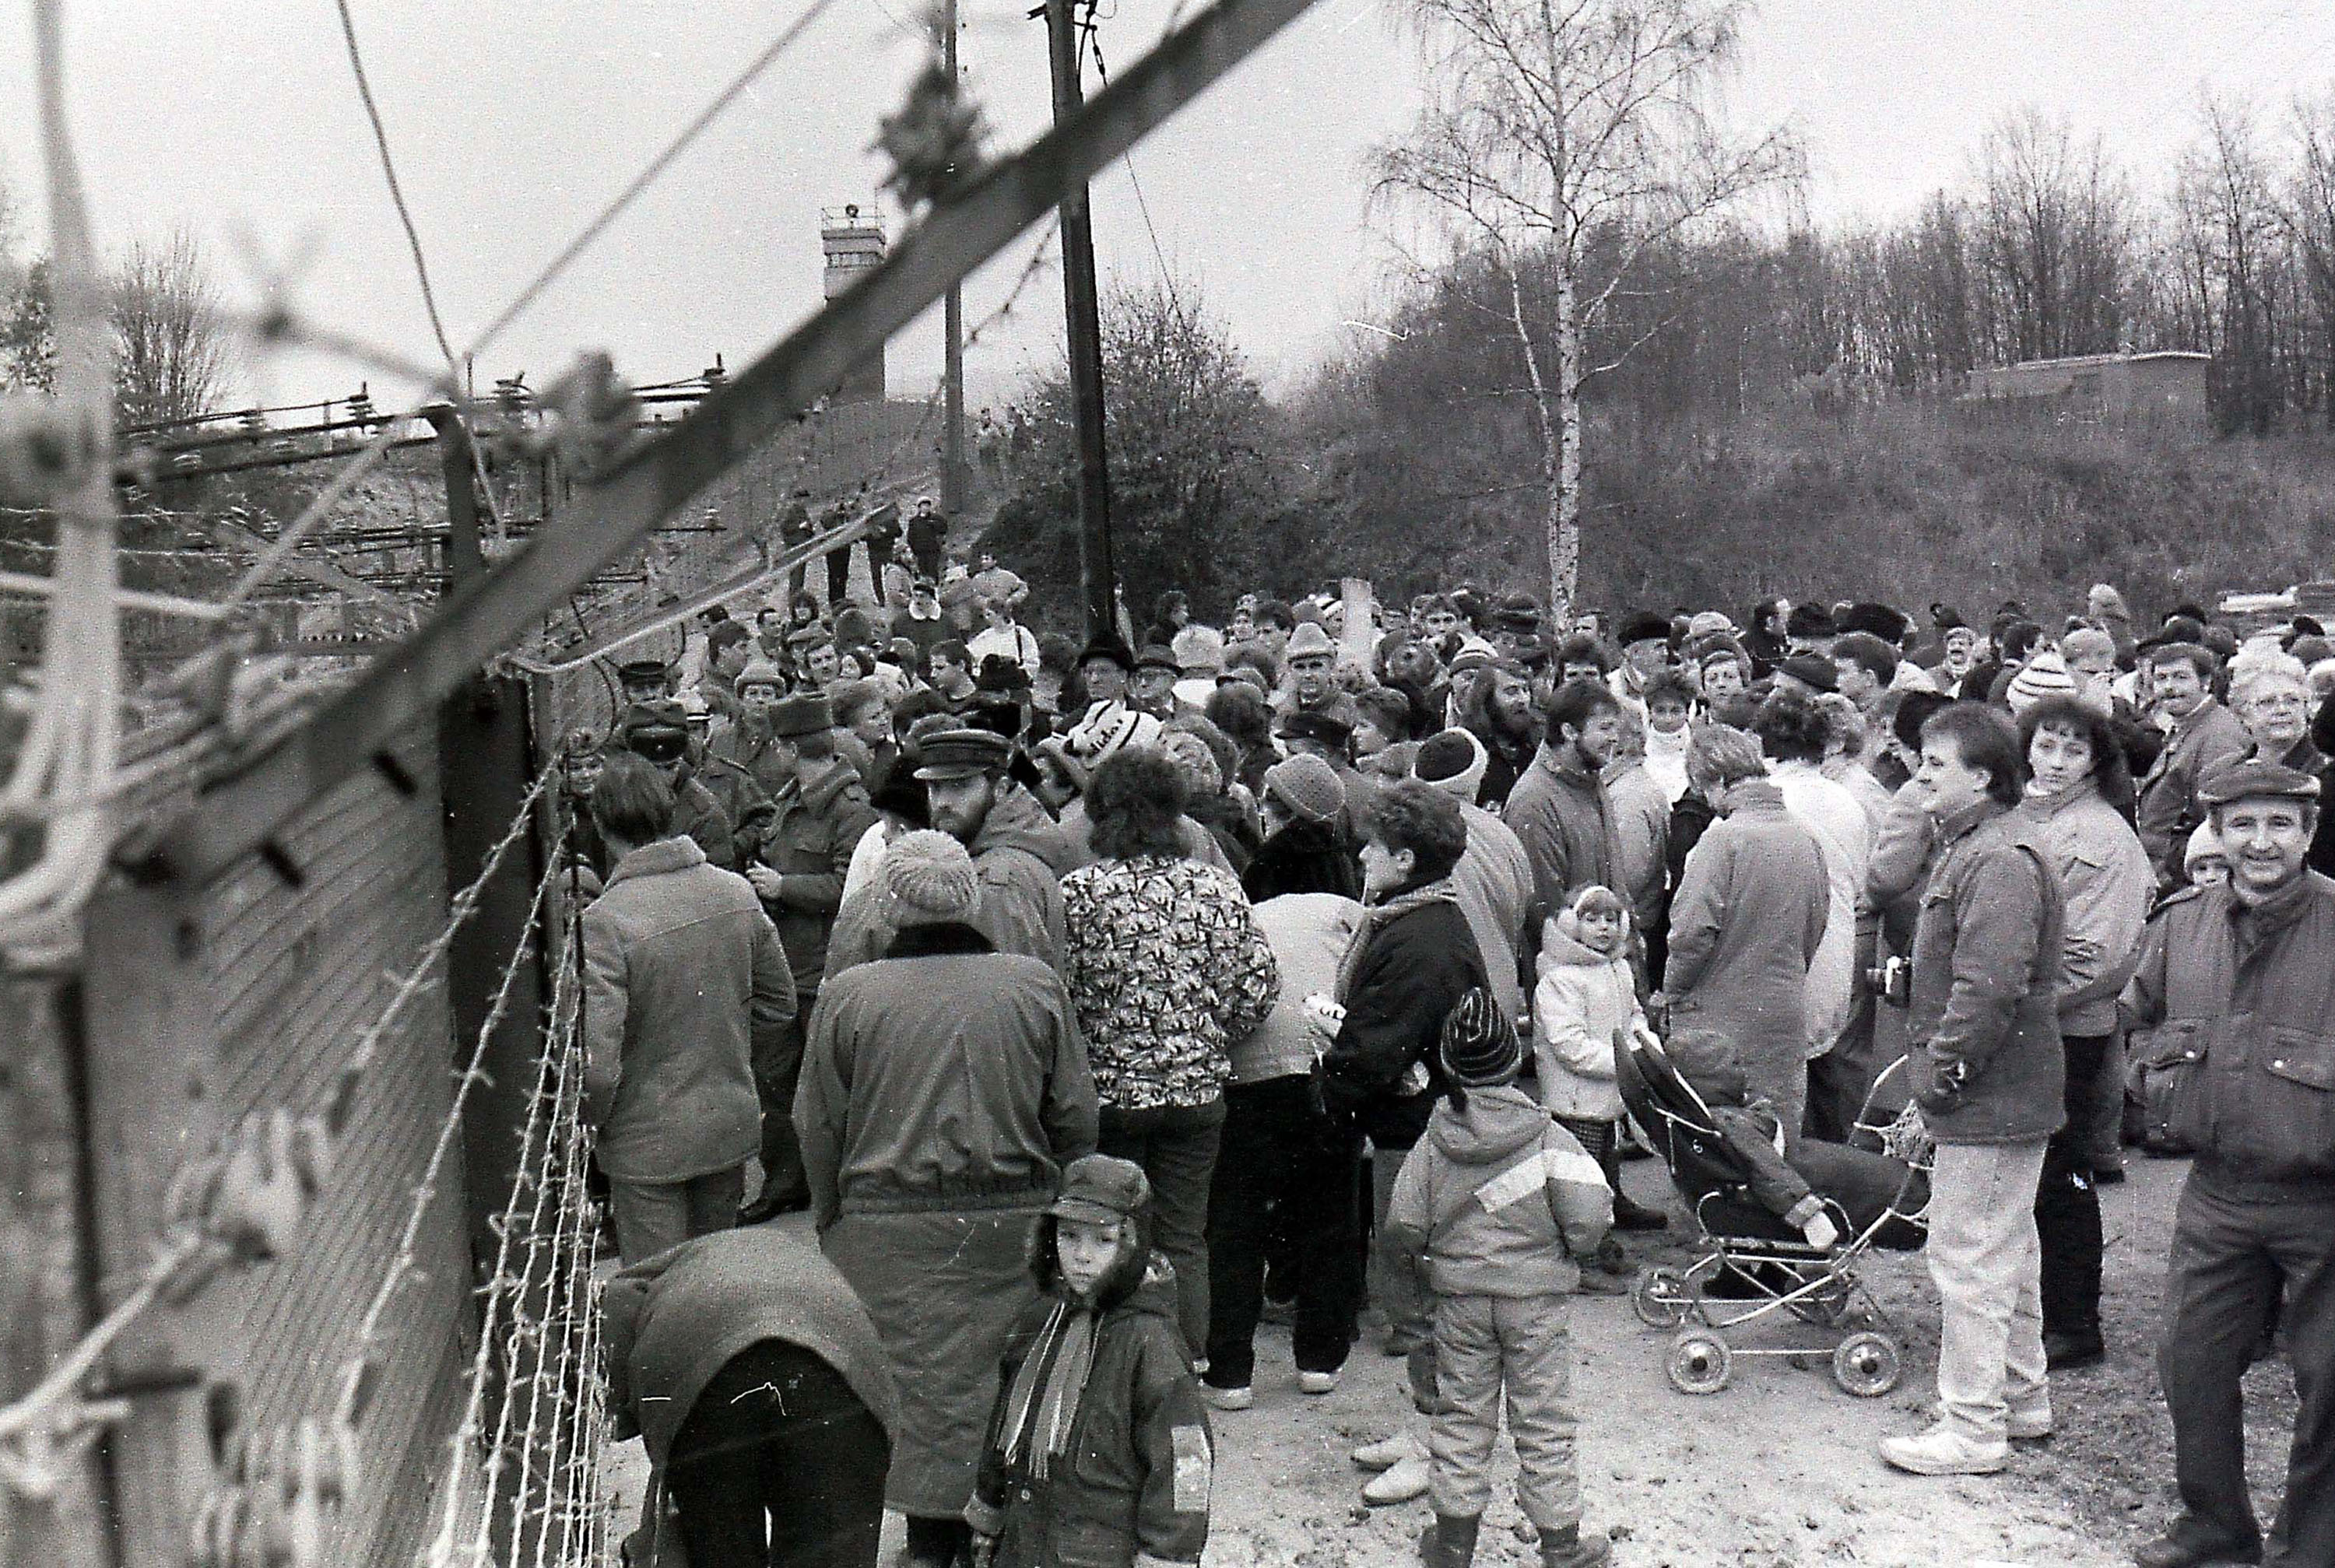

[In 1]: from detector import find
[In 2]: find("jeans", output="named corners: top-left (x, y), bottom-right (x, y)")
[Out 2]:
top-left (2159, 1170), bottom-right (2335, 1566)
top-left (1427, 1293), bottom-right (1581, 1531)
top-left (2036, 1033), bottom-right (2110, 1342)
top-left (608, 1166), bottom-right (744, 1265)
top-left (1371, 1140), bottom-right (1432, 1357)
top-left (1926, 1140), bottom-right (2049, 1444)
top-left (1098, 1099), bottom-right (1225, 1356)
top-left (1204, 1075), bottom-right (1361, 1386)
top-left (659, 1341), bottom-right (890, 1568)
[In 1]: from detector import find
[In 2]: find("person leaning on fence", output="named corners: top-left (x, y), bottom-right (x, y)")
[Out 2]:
top-left (1384, 989), bottom-right (1615, 1568)
top-left (581, 752), bottom-right (798, 1265)
top-left (603, 1221), bottom-right (898, 1568)
top-left (2120, 759), bottom-right (2335, 1568)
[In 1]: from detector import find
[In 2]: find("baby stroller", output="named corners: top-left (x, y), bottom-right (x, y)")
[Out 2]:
top-left (1616, 1030), bottom-right (1930, 1398)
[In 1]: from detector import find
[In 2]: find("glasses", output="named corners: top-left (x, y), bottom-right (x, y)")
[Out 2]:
top-left (2244, 693), bottom-right (2309, 711)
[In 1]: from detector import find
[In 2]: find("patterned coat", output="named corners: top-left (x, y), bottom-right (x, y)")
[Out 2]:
top-left (1061, 855), bottom-right (1280, 1110)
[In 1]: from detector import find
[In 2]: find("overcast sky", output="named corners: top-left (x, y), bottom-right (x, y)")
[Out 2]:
top-left (4, 0), bottom-right (2335, 417)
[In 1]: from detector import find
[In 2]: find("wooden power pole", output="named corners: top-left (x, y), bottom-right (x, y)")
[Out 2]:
top-left (940, 0), bottom-right (967, 523)
top-left (1044, 0), bottom-right (1118, 641)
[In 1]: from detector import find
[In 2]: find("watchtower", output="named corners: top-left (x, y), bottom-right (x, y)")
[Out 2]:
top-left (821, 203), bottom-right (887, 402)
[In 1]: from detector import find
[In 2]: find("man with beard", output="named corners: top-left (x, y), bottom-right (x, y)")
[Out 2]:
top-left (1459, 658), bottom-right (1539, 809)
top-left (823, 728), bottom-right (1072, 979)
top-left (2123, 760), bottom-right (2335, 1568)
top-left (1613, 612), bottom-right (1673, 710)
top-left (737, 693), bottom-right (880, 1223)
top-left (1503, 679), bottom-right (1627, 946)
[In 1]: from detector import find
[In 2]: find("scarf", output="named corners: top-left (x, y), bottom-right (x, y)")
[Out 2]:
top-left (1336, 877), bottom-right (1459, 1003)
top-left (996, 1300), bottom-right (1099, 1482)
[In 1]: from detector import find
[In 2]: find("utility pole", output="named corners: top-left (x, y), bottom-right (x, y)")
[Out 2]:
top-left (940, 0), bottom-right (967, 524)
top-left (1044, 0), bottom-right (1117, 641)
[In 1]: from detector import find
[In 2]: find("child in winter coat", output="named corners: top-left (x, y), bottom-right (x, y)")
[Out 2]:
top-left (1533, 886), bottom-right (1666, 1233)
top-left (967, 1155), bottom-right (1212, 1568)
top-left (1385, 990), bottom-right (1616, 1568)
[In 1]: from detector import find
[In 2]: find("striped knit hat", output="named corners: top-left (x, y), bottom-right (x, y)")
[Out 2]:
top-left (2005, 650), bottom-right (2081, 714)
top-left (1439, 987), bottom-right (1519, 1088)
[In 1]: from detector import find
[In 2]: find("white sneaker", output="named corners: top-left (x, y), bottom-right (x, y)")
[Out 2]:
top-left (1351, 1429), bottom-right (1428, 1472)
top-left (1202, 1384), bottom-right (1254, 1412)
top-left (1361, 1454), bottom-right (1432, 1506)
top-left (1297, 1370), bottom-right (1340, 1396)
top-left (1877, 1423), bottom-right (2008, 1475)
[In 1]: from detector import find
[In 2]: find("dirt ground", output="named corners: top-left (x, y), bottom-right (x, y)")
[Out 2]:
top-left (603, 1151), bottom-right (2308, 1567)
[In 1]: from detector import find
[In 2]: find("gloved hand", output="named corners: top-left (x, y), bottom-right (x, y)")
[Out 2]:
top-left (1912, 1051), bottom-right (1968, 1113)
top-left (1801, 1212), bottom-right (1840, 1251)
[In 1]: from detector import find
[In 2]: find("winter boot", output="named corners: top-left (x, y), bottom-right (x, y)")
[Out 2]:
top-left (1419, 1514), bottom-right (1480, 1568)
top-left (1539, 1523), bottom-right (1613, 1568)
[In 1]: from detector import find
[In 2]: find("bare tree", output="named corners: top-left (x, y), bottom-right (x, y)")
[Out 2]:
top-left (2174, 100), bottom-right (2286, 434)
top-left (1371, 0), bottom-right (1797, 616)
top-left (110, 230), bottom-right (236, 429)
top-left (1969, 109), bottom-right (2135, 363)
top-left (2286, 92), bottom-right (2335, 430)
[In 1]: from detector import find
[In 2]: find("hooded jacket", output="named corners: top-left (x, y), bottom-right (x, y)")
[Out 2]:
top-left (968, 1240), bottom-right (1211, 1568)
top-left (1532, 910), bottom-right (1644, 1121)
top-left (1382, 1083), bottom-right (1613, 1298)
top-left (1320, 887), bottom-right (1489, 1150)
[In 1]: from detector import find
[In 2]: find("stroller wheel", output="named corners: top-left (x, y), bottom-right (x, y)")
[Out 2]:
top-left (1631, 1266), bottom-right (1694, 1328)
top-left (1666, 1330), bottom-right (1733, 1395)
top-left (1831, 1331), bottom-right (1902, 1398)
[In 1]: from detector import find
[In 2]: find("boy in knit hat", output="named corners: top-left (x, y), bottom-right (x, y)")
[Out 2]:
top-left (1384, 990), bottom-right (1615, 1568)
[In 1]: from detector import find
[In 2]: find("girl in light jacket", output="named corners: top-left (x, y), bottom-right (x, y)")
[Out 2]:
top-left (1532, 886), bottom-right (1659, 1233)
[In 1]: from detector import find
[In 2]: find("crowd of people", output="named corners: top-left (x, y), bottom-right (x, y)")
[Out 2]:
top-left (586, 534), bottom-right (2335, 1568)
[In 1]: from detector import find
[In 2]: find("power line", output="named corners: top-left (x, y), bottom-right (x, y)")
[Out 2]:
top-left (332, 0), bottom-right (458, 368)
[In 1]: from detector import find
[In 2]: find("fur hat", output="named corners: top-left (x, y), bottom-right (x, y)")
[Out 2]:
top-left (1412, 728), bottom-right (1488, 802)
top-left (878, 829), bottom-right (981, 927)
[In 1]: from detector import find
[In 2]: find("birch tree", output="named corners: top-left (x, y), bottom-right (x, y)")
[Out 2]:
top-left (1371, 0), bottom-right (1796, 617)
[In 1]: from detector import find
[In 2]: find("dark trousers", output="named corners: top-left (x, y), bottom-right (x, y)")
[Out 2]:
top-left (757, 1005), bottom-right (811, 1210)
top-left (1097, 1098), bottom-right (1225, 1357)
top-left (910, 542), bottom-right (943, 583)
top-left (662, 1341), bottom-right (890, 1568)
top-left (2158, 1170), bottom-right (2335, 1565)
top-left (1204, 1075), bottom-right (1361, 1386)
top-left (826, 545), bottom-right (851, 607)
top-left (2036, 1033), bottom-right (2110, 1342)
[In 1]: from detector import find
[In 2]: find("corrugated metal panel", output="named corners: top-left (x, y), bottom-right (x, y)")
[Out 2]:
top-left (197, 724), bottom-right (483, 1566)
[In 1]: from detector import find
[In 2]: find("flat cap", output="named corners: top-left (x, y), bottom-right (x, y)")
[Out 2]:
top-left (1776, 653), bottom-right (1839, 694)
top-left (1617, 611), bottom-right (1673, 648)
top-left (616, 657), bottom-right (672, 682)
top-left (1133, 643), bottom-right (1183, 675)
top-left (911, 727), bottom-right (1014, 780)
top-left (1276, 709), bottom-right (1354, 748)
top-left (2197, 758), bottom-right (2323, 808)
top-left (1836, 602), bottom-right (1909, 643)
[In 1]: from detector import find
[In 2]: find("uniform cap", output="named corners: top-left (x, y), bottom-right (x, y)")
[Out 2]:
top-left (912, 728), bottom-right (1015, 780)
top-left (1133, 644), bottom-right (1183, 675)
top-left (1048, 1154), bottom-right (1153, 1225)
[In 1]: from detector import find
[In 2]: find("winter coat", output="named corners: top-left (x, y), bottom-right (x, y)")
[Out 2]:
top-left (795, 921), bottom-right (1099, 1229)
top-left (1604, 759), bottom-right (1672, 934)
top-left (2137, 698), bottom-right (2249, 885)
top-left (1504, 745), bottom-right (1622, 931)
top-left (1238, 893), bottom-right (1361, 1086)
top-left (1531, 913), bottom-right (1643, 1121)
top-left (1060, 856), bottom-right (1280, 1111)
top-left (1866, 777), bottom-right (1939, 955)
top-left (2121, 869), bottom-right (2335, 1187)
top-left (1661, 781), bottom-right (1830, 1075)
top-left (670, 772), bottom-right (741, 873)
top-left (968, 1246), bottom-right (1212, 1568)
top-left (602, 1222), bottom-right (899, 1468)
top-left (2251, 735), bottom-right (2335, 879)
top-left (1320, 887), bottom-right (1490, 1150)
top-left (1241, 818), bottom-right (1361, 903)
top-left (1906, 798), bottom-right (2067, 1145)
top-left (1382, 1084), bottom-right (1613, 1298)
top-left (823, 782), bottom-right (1072, 983)
top-left (2015, 780), bottom-right (2151, 1037)
top-left (583, 837), bottom-right (796, 1183)
top-left (757, 754), bottom-right (881, 995)
top-left (1773, 762), bottom-right (1872, 1058)
top-left (694, 753), bottom-right (777, 863)
top-left (1448, 802), bottom-right (1534, 1026)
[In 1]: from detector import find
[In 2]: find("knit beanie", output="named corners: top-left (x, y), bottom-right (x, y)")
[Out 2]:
top-left (879, 829), bottom-right (981, 927)
top-left (1439, 988), bottom-right (1520, 1089)
top-left (1262, 753), bottom-right (1347, 825)
top-left (1412, 728), bottom-right (1489, 802)
top-left (2005, 650), bottom-right (2081, 714)
top-left (1066, 701), bottom-right (1164, 764)
top-left (1158, 729), bottom-right (1224, 798)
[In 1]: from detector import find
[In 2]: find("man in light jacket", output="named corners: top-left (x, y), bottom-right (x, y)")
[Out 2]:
top-left (583, 753), bottom-right (799, 1265)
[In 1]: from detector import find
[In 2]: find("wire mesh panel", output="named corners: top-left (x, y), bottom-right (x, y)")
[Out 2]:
top-left (195, 724), bottom-right (481, 1566)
